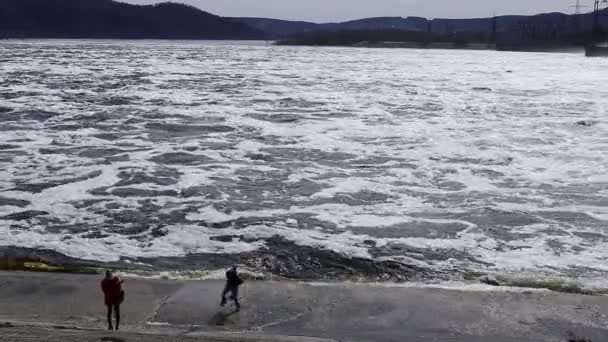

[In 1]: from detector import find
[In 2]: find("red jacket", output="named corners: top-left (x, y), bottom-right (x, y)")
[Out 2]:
top-left (101, 278), bottom-right (123, 305)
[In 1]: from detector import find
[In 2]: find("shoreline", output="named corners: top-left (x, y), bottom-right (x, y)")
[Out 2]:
top-left (1, 271), bottom-right (608, 341)
top-left (2, 246), bottom-right (608, 297)
top-left (274, 40), bottom-right (587, 53)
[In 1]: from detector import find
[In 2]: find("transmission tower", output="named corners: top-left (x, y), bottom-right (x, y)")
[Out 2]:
top-left (570, 0), bottom-right (587, 32)
top-left (572, 0), bottom-right (582, 14)
top-left (594, 0), bottom-right (608, 12)
top-left (570, 0), bottom-right (585, 14)
top-left (593, 1), bottom-right (606, 29)
top-left (591, 0), bottom-right (608, 39)
top-left (489, 12), bottom-right (497, 44)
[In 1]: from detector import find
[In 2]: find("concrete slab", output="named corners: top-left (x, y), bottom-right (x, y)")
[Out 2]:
top-left (1, 272), bottom-right (608, 342)
top-left (0, 272), bottom-right (180, 328)
top-left (0, 324), bottom-right (334, 342)
top-left (154, 281), bottom-right (322, 332)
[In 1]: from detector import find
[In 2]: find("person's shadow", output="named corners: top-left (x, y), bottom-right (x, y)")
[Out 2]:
top-left (567, 331), bottom-right (592, 342)
top-left (209, 308), bottom-right (239, 326)
top-left (101, 337), bottom-right (126, 342)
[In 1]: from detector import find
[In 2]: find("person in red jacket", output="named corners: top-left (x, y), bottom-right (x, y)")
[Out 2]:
top-left (101, 270), bottom-right (124, 330)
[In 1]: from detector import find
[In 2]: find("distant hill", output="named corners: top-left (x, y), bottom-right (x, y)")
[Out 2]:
top-left (235, 10), bottom-right (608, 39)
top-left (253, 9), bottom-right (608, 51)
top-left (233, 17), bottom-right (319, 37)
top-left (1, 0), bottom-right (605, 43)
top-left (231, 16), bottom-right (431, 36)
top-left (0, 0), bottom-right (265, 39)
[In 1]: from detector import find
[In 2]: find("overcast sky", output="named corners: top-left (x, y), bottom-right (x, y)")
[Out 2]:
top-left (123, 0), bottom-right (584, 23)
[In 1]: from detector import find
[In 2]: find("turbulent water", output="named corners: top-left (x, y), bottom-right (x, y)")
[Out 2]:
top-left (0, 40), bottom-right (607, 281)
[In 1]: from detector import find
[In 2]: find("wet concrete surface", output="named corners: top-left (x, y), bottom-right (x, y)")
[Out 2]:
top-left (1, 272), bottom-right (608, 342)
top-left (0, 325), bottom-right (330, 342)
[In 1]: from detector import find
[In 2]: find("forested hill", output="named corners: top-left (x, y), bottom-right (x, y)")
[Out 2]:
top-left (233, 18), bottom-right (320, 37)
top-left (235, 10), bottom-right (608, 39)
top-left (0, 0), bottom-right (265, 39)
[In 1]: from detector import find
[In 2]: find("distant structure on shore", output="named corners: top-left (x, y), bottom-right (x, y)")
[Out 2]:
top-left (272, 9), bottom-right (608, 52)
top-left (585, 0), bottom-right (608, 56)
top-left (260, 6), bottom-right (608, 52)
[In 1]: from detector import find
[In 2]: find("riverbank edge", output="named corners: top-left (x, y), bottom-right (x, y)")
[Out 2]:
top-left (1, 251), bottom-right (606, 297)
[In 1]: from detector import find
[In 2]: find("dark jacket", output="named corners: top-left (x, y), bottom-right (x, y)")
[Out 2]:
top-left (101, 277), bottom-right (123, 305)
top-left (226, 269), bottom-right (243, 288)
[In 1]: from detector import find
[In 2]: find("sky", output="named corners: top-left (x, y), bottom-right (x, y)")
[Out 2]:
top-left (123, 0), bottom-right (585, 23)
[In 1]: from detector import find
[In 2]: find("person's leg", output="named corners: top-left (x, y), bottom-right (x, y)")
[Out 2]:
top-left (231, 286), bottom-right (240, 311)
top-left (114, 304), bottom-right (120, 331)
top-left (106, 304), bottom-right (113, 330)
top-left (220, 284), bottom-right (229, 306)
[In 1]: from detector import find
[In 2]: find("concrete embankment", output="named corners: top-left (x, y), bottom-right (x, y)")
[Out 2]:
top-left (1, 271), bottom-right (608, 341)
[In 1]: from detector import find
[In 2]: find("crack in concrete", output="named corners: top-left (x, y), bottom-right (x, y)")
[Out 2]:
top-left (145, 292), bottom-right (176, 324)
top-left (252, 311), bottom-right (309, 332)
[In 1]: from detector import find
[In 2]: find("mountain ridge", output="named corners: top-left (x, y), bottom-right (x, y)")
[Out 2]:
top-left (232, 9), bottom-right (608, 39)
top-left (0, 0), bottom-right (606, 42)
top-left (0, 0), bottom-right (265, 39)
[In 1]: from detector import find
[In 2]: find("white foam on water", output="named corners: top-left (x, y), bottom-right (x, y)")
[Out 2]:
top-left (306, 280), bottom-right (551, 293)
top-left (0, 41), bottom-right (607, 283)
top-left (310, 177), bottom-right (402, 199)
top-left (118, 268), bottom-right (267, 281)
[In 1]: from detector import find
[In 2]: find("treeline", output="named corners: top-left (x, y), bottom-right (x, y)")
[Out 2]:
top-left (277, 26), bottom-right (606, 48)
top-left (0, 0), bottom-right (265, 39)
top-left (277, 29), bottom-right (493, 46)
top-left (264, 8), bottom-right (608, 49)
top-left (241, 9), bottom-right (608, 39)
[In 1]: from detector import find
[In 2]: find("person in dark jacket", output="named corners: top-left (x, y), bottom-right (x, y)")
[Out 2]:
top-left (101, 270), bottom-right (124, 330)
top-left (220, 266), bottom-right (243, 311)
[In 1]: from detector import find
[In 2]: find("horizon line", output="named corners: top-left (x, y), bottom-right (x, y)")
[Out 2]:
top-left (116, 1), bottom-right (599, 24)
top-left (228, 10), bottom-right (597, 24)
